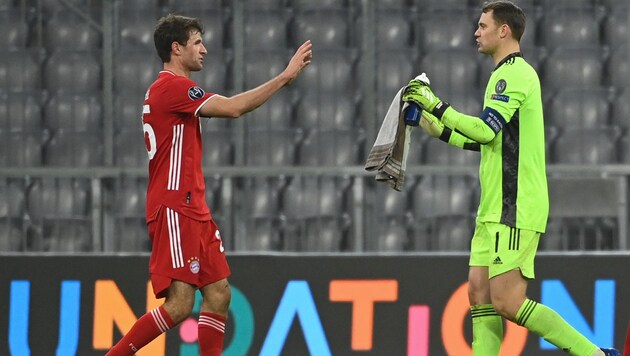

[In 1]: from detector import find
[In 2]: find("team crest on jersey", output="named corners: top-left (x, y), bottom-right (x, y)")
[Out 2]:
top-left (188, 257), bottom-right (200, 274)
top-left (495, 79), bottom-right (507, 94)
top-left (188, 86), bottom-right (205, 101)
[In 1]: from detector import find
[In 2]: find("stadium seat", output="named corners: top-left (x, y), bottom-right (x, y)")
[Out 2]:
top-left (376, 0), bottom-right (412, 9)
top-left (119, 10), bottom-right (161, 50)
top-left (45, 220), bottom-right (91, 252)
top-left (551, 127), bottom-right (621, 164)
top-left (201, 130), bottom-right (233, 166)
top-left (114, 95), bottom-right (143, 132)
top-left (290, 9), bottom-right (351, 49)
top-left (114, 177), bottom-right (147, 218)
top-left (44, 94), bottom-right (102, 132)
top-left (167, 0), bottom-right (223, 11)
top-left (544, 0), bottom-right (596, 10)
top-left (434, 216), bottom-right (472, 251)
top-left (0, 92), bottom-right (42, 132)
top-left (420, 9), bottom-right (475, 52)
top-left (293, 49), bottom-right (357, 93)
top-left (44, 51), bottom-right (101, 94)
top-left (282, 176), bottom-right (344, 218)
top-left (114, 50), bottom-right (162, 96)
top-left (295, 90), bottom-right (357, 130)
top-left (244, 50), bottom-right (290, 88)
top-left (0, 179), bottom-right (25, 221)
top-left (621, 134), bottom-right (629, 163)
top-left (612, 89), bottom-right (630, 129)
top-left (298, 129), bottom-right (362, 166)
top-left (292, 0), bottom-right (348, 9)
top-left (242, 217), bottom-right (281, 251)
top-left (373, 10), bottom-right (414, 49)
top-left (245, 129), bottom-right (300, 166)
top-left (547, 88), bottom-right (611, 128)
top-left (44, 10), bottom-right (101, 50)
top-left (45, 130), bottom-right (103, 166)
top-left (0, 9), bottom-right (29, 48)
top-left (300, 217), bottom-right (344, 252)
top-left (0, 131), bottom-right (43, 166)
top-left (27, 178), bottom-right (90, 221)
top-left (413, 175), bottom-right (475, 219)
top-left (421, 137), bottom-right (480, 166)
top-left (190, 51), bottom-right (229, 93)
top-left (241, 177), bottom-right (281, 218)
top-left (542, 48), bottom-right (603, 94)
top-left (540, 8), bottom-right (600, 48)
top-left (608, 46), bottom-right (630, 89)
top-left (0, 50), bottom-right (43, 92)
top-left (114, 131), bottom-right (149, 168)
top-left (375, 218), bottom-right (408, 252)
top-left (375, 49), bottom-right (417, 99)
top-left (246, 90), bottom-right (294, 129)
top-left (418, 0), bottom-right (468, 10)
top-left (603, 5), bottom-right (628, 46)
top-left (113, 218), bottom-right (149, 252)
top-left (421, 49), bottom-right (480, 95)
top-left (0, 219), bottom-right (23, 251)
top-left (244, 10), bottom-right (289, 49)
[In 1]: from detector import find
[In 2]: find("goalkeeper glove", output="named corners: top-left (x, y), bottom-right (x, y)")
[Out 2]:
top-left (419, 111), bottom-right (444, 138)
top-left (402, 74), bottom-right (451, 119)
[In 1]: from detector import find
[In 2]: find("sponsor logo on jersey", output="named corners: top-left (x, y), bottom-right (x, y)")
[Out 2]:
top-left (493, 256), bottom-right (503, 265)
top-left (495, 79), bottom-right (507, 94)
top-left (491, 94), bottom-right (510, 103)
top-left (188, 86), bottom-right (205, 101)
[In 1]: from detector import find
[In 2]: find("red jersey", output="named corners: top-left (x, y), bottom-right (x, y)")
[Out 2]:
top-left (142, 70), bottom-right (215, 222)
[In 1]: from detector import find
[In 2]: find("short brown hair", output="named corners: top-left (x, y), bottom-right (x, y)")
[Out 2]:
top-left (482, 0), bottom-right (526, 41)
top-left (154, 14), bottom-right (204, 63)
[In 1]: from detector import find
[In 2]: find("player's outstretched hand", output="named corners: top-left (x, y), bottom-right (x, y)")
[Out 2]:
top-left (419, 111), bottom-right (444, 138)
top-left (283, 40), bottom-right (313, 85)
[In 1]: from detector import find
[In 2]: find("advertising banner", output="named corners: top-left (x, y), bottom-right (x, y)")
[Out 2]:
top-left (0, 254), bottom-right (627, 355)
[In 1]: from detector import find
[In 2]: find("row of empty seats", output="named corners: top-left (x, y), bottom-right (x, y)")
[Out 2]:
top-left (2, 175), bottom-right (621, 252)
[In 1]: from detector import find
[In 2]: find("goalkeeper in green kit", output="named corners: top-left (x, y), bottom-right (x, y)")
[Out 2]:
top-left (403, 1), bottom-right (619, 355)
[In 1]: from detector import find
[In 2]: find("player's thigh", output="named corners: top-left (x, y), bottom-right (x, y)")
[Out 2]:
top-left (469, 221), bottom-right (491, 267)
top-left (489, 269), bottom-right (528, 318)
top-left (468, 266), bottom-right (491, 305)
top-left (200, 278), bottom-right (231, 313)
top-left (163, 280), bottom-right (197, 321)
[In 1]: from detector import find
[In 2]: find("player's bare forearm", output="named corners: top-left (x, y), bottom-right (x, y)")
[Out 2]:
top-left (199, 41), bottom-right (312, 119)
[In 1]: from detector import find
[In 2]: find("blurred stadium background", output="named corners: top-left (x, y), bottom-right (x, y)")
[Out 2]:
top-left (0, 0), bottom-right (628, 255)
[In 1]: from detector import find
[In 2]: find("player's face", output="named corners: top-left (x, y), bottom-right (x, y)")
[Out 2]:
top-left (182, 30), bottom-right (207, 72)
top-left (475, 11), bottom-right (501, 55)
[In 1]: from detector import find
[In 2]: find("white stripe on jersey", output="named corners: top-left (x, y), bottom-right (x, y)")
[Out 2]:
top-left (150, 308), bottom-right (170, 332)
top-left (166, 208), bottom-right (184, 269)
top-left (198, 315), bottom-right (225, 333)
top-left (168, 124), bottom-right (184, 190)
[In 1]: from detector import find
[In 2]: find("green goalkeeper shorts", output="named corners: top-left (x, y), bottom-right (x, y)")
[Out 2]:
top-left (469, 221), bottom-right (541, 279)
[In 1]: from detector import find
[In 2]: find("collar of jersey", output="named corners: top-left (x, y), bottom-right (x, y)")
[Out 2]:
top-left (494, 52), bottom-right (523, 71)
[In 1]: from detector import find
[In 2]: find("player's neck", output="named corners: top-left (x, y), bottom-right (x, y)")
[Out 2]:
top-left (492, 42), bottom-right (521, 66)
top-left (163, 62), bottom-right (191, 78)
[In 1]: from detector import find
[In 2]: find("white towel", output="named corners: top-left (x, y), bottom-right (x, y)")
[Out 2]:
top-left (364, 87), bottom-right (413, 192)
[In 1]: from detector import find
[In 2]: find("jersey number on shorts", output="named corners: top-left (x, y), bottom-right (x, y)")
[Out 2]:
top-left (216, 230), bottom-right (225, 253)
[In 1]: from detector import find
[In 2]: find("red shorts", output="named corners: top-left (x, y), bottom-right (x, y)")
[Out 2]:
top-left (148, 206), bottom-right (231, 298)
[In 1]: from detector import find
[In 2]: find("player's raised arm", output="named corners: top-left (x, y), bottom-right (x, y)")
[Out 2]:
top-left (199, 40), bottom-right (313, 119)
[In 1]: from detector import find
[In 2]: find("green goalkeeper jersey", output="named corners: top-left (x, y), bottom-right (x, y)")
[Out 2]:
top-left (477, 53), bottom-right (548, 232)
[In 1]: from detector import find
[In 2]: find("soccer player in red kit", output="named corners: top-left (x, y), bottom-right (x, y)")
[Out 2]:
top-left (106, 15), bottom-right (312, 356)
